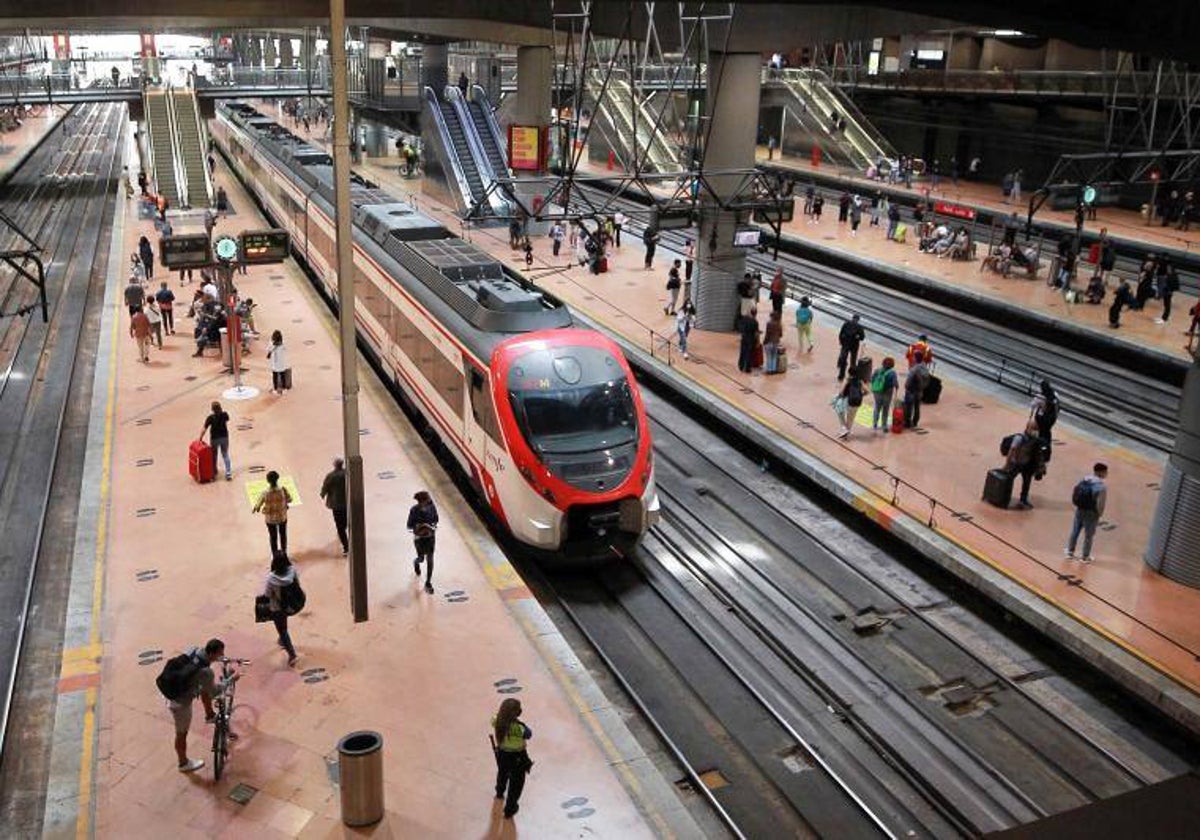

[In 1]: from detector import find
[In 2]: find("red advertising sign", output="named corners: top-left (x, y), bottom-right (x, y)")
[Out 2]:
top-left (508, 125), bottom-right (542, 172)
top-left (933, 200), bottom-right (976, 221)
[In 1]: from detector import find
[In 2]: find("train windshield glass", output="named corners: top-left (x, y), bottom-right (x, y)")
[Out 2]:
top-left (508, 347), bottom-right (637, 455)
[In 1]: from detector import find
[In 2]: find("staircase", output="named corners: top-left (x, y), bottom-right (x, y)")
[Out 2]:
top-left (143, 90), bottom-right (179, 205)
top-left (438, 98), bottom-right (491, 213)
top-left (171, 90), bottom-right (211, 208)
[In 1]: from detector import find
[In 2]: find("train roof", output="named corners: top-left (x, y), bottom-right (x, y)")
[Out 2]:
top-left (219, 102), bottom-right (572, 362)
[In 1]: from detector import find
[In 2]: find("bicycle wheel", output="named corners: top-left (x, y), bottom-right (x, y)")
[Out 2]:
top-left (212, 719), bottom-right (228, 780)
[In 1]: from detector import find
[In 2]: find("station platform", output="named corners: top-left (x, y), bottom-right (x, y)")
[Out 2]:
top-left (327, 148), bottom-right (1200, 731)
top-left (44, 130), bottom-right (694, 838)
top-left (0, 104), bottom-right (66, 182)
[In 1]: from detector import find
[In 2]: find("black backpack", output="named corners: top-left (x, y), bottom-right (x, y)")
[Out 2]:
top-left (156, 652), bottom-right (203, 701)
top-left (1072, 480), bottom-right (1098, 511)
top-left (846, 379), bottom-right (864, 407)
top-left (281, 577), bottom-right (307, 616)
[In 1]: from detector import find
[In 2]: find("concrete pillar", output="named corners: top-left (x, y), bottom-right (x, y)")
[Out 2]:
top-left (367, 39), bottom-right (388, 101)
top-left (694, 52), bottom-right (761, 332)
top-left (420, 43), bottom-right (448, 96)
top-left (279, 37), bottom-right (294, 69)
top-left (512, 45), bottom-right (552, 128)
top-left (1145, 356), bottom-right (1200, 586)
top-left (264, 34), bottom-right (277, 69)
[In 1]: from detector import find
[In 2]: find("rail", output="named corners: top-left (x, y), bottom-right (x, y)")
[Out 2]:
top-left (162, 85), bottom-right (189, 208)
top-left (837, 68), bottom-right (1200, 100)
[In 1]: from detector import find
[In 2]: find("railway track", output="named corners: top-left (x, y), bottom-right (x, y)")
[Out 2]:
top-left (528, 386), bottom-right (1200, 837)
top-left (0, 101), bottom-right (124, 761)
top-left (576, 184), bottom-right (1182, 453)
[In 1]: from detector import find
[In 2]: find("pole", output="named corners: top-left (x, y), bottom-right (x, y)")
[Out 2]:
top-left (330, 0), bottom-right (369, 621)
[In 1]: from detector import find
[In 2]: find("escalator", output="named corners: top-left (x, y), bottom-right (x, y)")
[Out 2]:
top-left (171, 89), bottom-right (211, 208)
top-left (143, 90), bottom-right (179, 205)
top-left (586, 71), bottom-right (681, 173)
top-left (423, 86), bottom-right (495, 219)
top-left (772, 68), bottom-right (897, 170)
top-left (466, 85), bottom-right (509, 182)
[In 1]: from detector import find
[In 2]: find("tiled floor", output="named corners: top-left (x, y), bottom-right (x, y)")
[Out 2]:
top-left (0, 105), bottom-right (65, 180)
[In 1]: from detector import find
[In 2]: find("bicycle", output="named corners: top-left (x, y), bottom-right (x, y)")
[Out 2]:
top-left (210, 657), bottom-right (249, 780)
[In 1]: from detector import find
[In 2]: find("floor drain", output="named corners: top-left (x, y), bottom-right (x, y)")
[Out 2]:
top-left (697, 769), bottom-right (729, 790)
top-left (136, 385), bottom-right (150, 392)
top-left (228, 783), bottom-right (258, 805)
top-left (377, 470), bottom-right (396, 480)
top-left (303, 339), bottom-right (316, 346)
top-left (302, 667), bottom-right (329, 684)
top-left (247, 465), bottom-right (265, 474)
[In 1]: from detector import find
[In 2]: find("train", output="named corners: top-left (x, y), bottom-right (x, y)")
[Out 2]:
top-left (211, 102), bottom-right (659, 555)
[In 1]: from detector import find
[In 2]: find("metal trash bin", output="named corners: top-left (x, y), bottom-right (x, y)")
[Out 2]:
top-left (338, 730), bottom-right (384, 826)
top-left (218, 327), bottom-right (231, 368)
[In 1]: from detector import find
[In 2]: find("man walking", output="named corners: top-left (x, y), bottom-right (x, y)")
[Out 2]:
top-left (125, 275), bottom-right (145, 318)
top-left (613, 210), bottom-right (626, 247)
top-left (200, 400), bottom-right (233, 481)
top-left (643, 226), bottom-right (659, 270)
top-left (835, 314), bottom-right (865, 381)
top-left (408, 491), bottom-right (439, 594)
top-left (1066, 463), bottom-right (1108, 562)
top-left (549, 221), bottom-right (564, 258)
top-left (319, 457), bottom-right (349, 555)
top-left (159, 638), bottom-right (228, 773)
top-left (155, 281), bottom-right (176, 335)
top-left (130, 305), bottom-right (152, 362)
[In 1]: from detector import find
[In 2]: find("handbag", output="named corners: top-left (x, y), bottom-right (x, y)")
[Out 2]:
top-left (254, 595), bottom-right (272, 623)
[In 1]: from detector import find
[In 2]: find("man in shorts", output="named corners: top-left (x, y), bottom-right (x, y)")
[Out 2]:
top-left (168, 638), bottom-right (224, 772)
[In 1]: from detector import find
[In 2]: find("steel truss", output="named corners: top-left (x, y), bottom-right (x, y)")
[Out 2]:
top-left (0, 208), bottom-right (48, 322)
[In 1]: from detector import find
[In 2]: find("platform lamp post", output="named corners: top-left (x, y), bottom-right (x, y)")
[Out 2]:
top-left (330, 0), bottom-right (369, 621)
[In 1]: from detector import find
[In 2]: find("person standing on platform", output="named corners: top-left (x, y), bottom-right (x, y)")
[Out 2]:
top-left (612, 210), bottom-right (626, 247)
top-left (643, 226), bottom-right (659, 270)
top-left (1012, 169), bottom-right (1023, 204)
top-left (262, 552), bottom-right (300, 666)
top-left (549, 221), bottom-right (564, 257)
top-left (906, 334), bottom-right (933, 368)
top-left (737, 308), bottom-right (760, 373)
top-left (1155, 260), bottom-right (1180, 325)
top-left (1031, 379), bottom-right (1060, 464)
top-left (253, 470), bottom-right (293, 557)
top-left (1066, 463), bottom-right (1108, 562)
top-left (870, 192), bottom-right (883, 227)
top-left (267, 330), bottom-right (291, 395)
top-left (155, 282), bottom-right (176, 335)
top-left (811, 193), bottom-right (824, 224)
top-left (902, 351), bottom-right (929, 429)
top-left (129, 305), bottom-right (152, 362)
top-left (835, 371), bottom-right (864, 438)
top-left (319, 457), bottom-right (349, 555)
top-left (664, 260), bottom-right (682, 315)
top-left (767, 135), bottom-right (777, 161)
top-left (145, 298), bottom-right (164, 349)
top-left (803, 184), bottom-right (815, 217)
top-left (870, 357), bottom-right (898, 432)
top-left (492, 698), bottom-right (533, 819)
top-left (139, 235), bottom-right (155, 280)
top-left (837, 191), bottom-right (851, 224)
top-left (200, 400), bottom-right (232, 481)
top-left (1108, 276), bottom-right (1133, 328)
top-left (886, 201), bottom-right (900, 240)
top-left (683, 238), bottom-right (695, 289)
top-left (203, 208), bottom-right (217, 242)
top-left (408, 490), bottom-right (439, 595)
top-left (125, 275), bottom-right (145, 318)
top-left (795, 296), bottom-right (814, 354)
top-left (162, 638), bottom-right (226, 774)
top-left (1002, 421), bottom-right (1044, 509)
top-left (156, 193), bottom-right (169, 223)
top-left (763, 311), bottom-right (784, 374)
top-left (849, 196), bottom-right (863, 237)
top-left (769, 268), bottom-right (786, 315)
top-left (137, 170), bottom-right (148, 196)
top-left (675, 299), bottom-right (695, 360)
top-left (835, 314), bottom-right (865, 381)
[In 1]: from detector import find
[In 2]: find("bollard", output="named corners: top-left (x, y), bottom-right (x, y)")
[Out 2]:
top-left (338, 731), bottom-right (384, 826)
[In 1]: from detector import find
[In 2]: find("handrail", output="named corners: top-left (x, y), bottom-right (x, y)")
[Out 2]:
top-left (162, 86), bottom-right (189, 207)
top-left (470, 84), bottom-right (511, 178)
top-left (141, 89), bottom-right (157, 192)
top-left (422, 86), bottom-right (482, 217)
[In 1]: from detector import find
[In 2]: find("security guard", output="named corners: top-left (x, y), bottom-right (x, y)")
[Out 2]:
top-left (491, 698), bottom-right (533, 819)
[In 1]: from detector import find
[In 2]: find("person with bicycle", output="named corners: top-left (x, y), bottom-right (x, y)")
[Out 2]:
top-left (161, 638), bottom-right (226, 773)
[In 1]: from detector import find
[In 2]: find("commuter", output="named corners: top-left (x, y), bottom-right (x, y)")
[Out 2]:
top-left (138, 235), bottom-right (155, 280)
top-left (794, 296), bottom-right (814, 354)
top-left (612, 210), bottom-right (626, 247)
top-left (262, 552), bottom-right (299, 666)
top-left (643, 226), bottom-right (659, 270)
top-left (206, 153), bottom-right (216, 175)
top-left (837, 191), bottom-right (851, 224)
top-left (835, 314), bottom-right (865, 382)
top-left (675, 299), bottom-right (695, 360)
top-left (267, 330), bottom-right (291, 395)
top-left (203, 208), bottom-right (217, 241)
top-left (522, 238), bottom-right (534, 270)
top-left (1064, 463), bottom-right (1109, 562)
top-left (1001, 420), bottom-right (1044, 509)
top-left (145, 298), bottom-right (164, 349)
top-left (1155, 261), bottom-right (1180, 325)
top-left (124, 275), bottom-right (146, 318)
top-left (663, 260), bottom-right (683, 315)
top-left (767, 135), bottom-right (777, 161)
top-left (319, 457), bottom-right (349, 555)
top-left (458, 71), bottom-right (469, 97)
top-left (835, 371), bottom-right (864, 438)
top-left (1001, 172), bottom-right (1014, 202)
top-left (803, 184), bottom-right (815, 216)
top-left (549, 221), bottom-right (564, 257)
top-left (769, 268), bottom-right (786, 315)
top-left (202, 275), bottom-right (219, 302)
top-left (811, 193), bottom-right (824, 224)
top-left (160, 638), bottom-right (227, 773)
top-left (870, 192), bottom-right (883, 227)
top-left (200, 400), bottom-right (232, 481)
top-left (683, 238), bottom-right (695, 292)
top-left (763, 311), bottom-right (784, 374)
top-left (737, 308), bottom-right (760, 373)
top-left (849, 197), bottom-right (863, 237)
top-left (408, 490), bottom-right (439, 595)
top-left (1132, 259), bottom-right (1156, 311)
top-left (869, 357), bottom-right (899, 431)
top-left (1031, 379), bottom-right (1060, 463)
top-left (508, 218), bottom-right (522, 250)
top-left (1179, 191), bottom-right (1195, 232)
top-left (155, 282), bottom-right (176, 334)
top-left (903, 351), bottom-right (929, 429)
top-left (1108, 277), bottom-right (1133, 328)
top-left (252, 470), bottom-right (293, 557)
top-left (129, 305), bottom-right (152, 363)
top-left (156, 193), bottom-right (169, 223)
top-left (905, 334), bottom-right (933, 368)
top-left (492, 698), bottom-right (533, 819)
top-left (930, 159), bottom-right (940, 189)
top-left (1085, 273), bottom-right (1107, 304)
top-left (1091, 229), bottom-right (1114, 281)
top-left (137, 169), bottom-right (148, 196)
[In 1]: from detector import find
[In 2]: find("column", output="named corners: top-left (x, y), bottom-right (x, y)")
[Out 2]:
top-left (367, 38), bottom-right (388, 101)
top-left (693, 52), bottom-right (761, 331)
top-left (263, 33), bottom-right (277, 69)
top-left (420, 43), bottom-right (448, 96)
top-left (1145, 355), bottom-right (1200, 586)
top-left (279, 37), bottom-right (294, 69)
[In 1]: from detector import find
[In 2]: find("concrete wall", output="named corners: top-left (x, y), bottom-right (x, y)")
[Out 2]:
top-left (978, 38), bottom-right (1047, 72)
top-left (1043, 39), bottom-right (1112, 71)
top-left (948, 36), bottom-right (981, 71)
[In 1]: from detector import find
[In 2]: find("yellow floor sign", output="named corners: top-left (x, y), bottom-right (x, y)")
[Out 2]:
top-left (243, 474), bottom-right (303, 508)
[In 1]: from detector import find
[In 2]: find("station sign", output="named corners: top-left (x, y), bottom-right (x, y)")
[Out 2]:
top-left (933, 200), bottom-right (976, 221)
top-left (239, 229), bottom-right (290, 264)
top-left (159, 234), bottom-right (212, 269)
top-left (508, 125), bottom-right (543, 171)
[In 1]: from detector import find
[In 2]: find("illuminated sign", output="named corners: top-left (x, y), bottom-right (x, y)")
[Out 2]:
top-left (933, 200), bottom-right (976, 221)
top-left (239, 229), bottom-right (290, 264)
top-left (215, 236), bottom-right (239, 262)
top-left (159, 234), bottom-right (212, 269)
top-left (732, 227), bottom-right (761, 248)
top-left (508, 125), bottom-right (542, 171)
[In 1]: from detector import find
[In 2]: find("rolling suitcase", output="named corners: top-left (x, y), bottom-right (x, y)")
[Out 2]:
top-left (982, 468), bottom-right (1014, 508)
top-left (189, 439), bottom-right (214, 484)
top-left (280, 368), bottom-right (293, 390)
top-left (922, 373), bottom-right (943, 404)
top-left (892, 406), bottom-right (904, 433)
top-left (776, 347), bottom-right (788, 372)
top-left (855, 356), bottom-right (873, 383)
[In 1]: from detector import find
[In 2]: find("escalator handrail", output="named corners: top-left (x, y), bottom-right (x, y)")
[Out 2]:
top-left (178, 88), bottom-right (214, 206)
top-left (162, 85), bottom-right (190, 207)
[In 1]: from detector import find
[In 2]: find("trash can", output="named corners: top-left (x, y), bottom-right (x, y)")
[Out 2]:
top-left (219, 327), bottom-right (231, 368)
top-left (338, 731), bottom-right (384, 826)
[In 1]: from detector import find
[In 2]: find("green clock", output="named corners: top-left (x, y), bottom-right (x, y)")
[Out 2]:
top-left (215, 236), bottom-right (238, 261)
top-left (1083, 185), bottom-right (1097, 205)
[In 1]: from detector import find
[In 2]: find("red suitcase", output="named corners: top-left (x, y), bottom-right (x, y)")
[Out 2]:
top-left (892, 406), bottom-right (904, 433)
top-left (189, 439), bottom-right (214, 483)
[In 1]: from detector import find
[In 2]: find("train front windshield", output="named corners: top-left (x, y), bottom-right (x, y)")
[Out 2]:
top-left (508, 347), bottom-right (638, 456)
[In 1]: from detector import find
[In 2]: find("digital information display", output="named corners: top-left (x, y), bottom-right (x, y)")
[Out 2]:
top-left (239, 229), bottom-right (290, 264)
top-left (159, 234), bottom-right (212, 269)
top-left (508, 125), bottom-right (542, 171)
top-left (732, 227), bottom-right (761, 248)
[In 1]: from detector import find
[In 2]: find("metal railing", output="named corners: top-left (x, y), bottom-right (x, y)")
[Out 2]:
top-left (836, 68), bottom-right (1200, 99)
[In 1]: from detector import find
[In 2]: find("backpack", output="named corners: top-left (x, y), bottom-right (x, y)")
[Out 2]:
top-left (1072, 479), bottom-right (1097, 511)
top-left (1000, 434), bottom-right (1017, 457)
top-left (156, 652), bottom-right (203, 701)
top-left (797, 307), bottom-right (812, 325)
top-left (846, 379), bottom-right (864, 407)
top-left (281, 577), bottom-right (306, 616)
top-left (870, 368), bottom-right (888, 394)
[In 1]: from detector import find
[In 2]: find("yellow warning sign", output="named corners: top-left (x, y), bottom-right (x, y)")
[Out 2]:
top-left (244, 474), bottom-right (303, 508)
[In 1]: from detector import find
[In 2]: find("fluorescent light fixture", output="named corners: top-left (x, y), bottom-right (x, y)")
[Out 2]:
top-left (992, 29), bottom-right (1025, 36)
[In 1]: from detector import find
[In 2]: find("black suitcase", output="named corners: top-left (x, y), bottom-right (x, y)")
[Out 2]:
top-left (855, 356), bottom-right (873, 383)
top-left (982, 468), bottom-right (1014, 508)
top-left (922, 373), bottom-right (943, 404)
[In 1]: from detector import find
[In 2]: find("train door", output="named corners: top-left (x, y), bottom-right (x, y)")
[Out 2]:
top-left (466, 364), bottom-right (503, 501)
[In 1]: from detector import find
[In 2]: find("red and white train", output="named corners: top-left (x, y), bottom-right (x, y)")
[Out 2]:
top-left (212, 102), bottom-right (658, 554)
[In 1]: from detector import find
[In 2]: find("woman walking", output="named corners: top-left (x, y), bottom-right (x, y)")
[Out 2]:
top-left (491, 698), bottom-right (533, 819)
top-left (138, 235), bottom-right (155, 280)
top-left (675, 299), bottom-right (695, 360)
top-left (262, 552), bottom-right (299, 666)
top-left (267, 330), bottom-right (291, 395)
top-left (252, 470), bottom-right (293, 557)
top-left (835, 371), bottom-right (865, 439)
